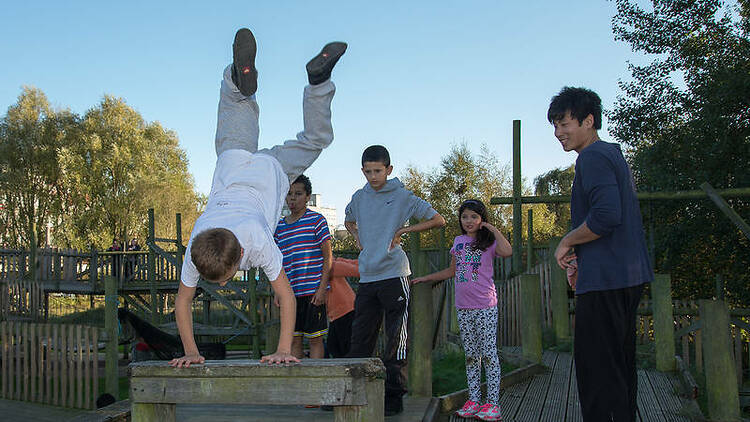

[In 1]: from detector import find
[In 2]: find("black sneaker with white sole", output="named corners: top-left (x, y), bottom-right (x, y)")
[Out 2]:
top-left (232, 28), bottom-right (257, 96)
top-left (306, 42), bottom-right (347, 85)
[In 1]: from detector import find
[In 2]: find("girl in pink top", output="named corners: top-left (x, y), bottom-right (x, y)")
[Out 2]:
top-left (412, 199), bottom-right (512, 422)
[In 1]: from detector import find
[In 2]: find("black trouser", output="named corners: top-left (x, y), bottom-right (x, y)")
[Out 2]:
top-left (574, 283), bottom-right (645, 422)
top-left (327, 310), bottom-right (354, 358)
top-left (347, 277), bottom-right (410, 401)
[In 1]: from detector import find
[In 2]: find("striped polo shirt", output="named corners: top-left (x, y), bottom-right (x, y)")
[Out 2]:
top-left (274, 209), bottom-right (331, 296)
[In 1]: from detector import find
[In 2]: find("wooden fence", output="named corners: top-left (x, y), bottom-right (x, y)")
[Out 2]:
top-left (0, 321), bottom-right (99, 409)
top-left (0, 280), bottom-right (44, 321)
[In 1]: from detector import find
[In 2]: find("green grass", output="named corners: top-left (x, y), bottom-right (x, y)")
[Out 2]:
top-left (432, 349), bottom-right (517, 396)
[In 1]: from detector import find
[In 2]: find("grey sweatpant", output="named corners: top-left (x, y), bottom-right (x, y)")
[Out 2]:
top-left (214, 65), bottom-right (336, 182)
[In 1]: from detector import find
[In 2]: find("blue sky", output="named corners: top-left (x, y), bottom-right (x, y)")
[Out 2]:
top-left (1, 1), bottom-right (637, 225)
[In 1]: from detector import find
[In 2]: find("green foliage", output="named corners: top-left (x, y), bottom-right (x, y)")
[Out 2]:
top-left (534, 165), bottom-right (575, 235)
top-left (432, 348), bottom-right (516, 396)
top-left (401, 142), bottom-right (561, 249)
top-left (0, 87), bottom-right (205, 249)
top-left (609, 0), bottom-right (750, 304)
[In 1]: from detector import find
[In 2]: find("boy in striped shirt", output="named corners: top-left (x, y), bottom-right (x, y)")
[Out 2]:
top-left (274, 174), bottom-right (332, 359)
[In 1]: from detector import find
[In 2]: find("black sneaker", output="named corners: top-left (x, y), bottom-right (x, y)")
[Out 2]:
top-left (232, 28), bottom-right (257, 96)
top-left (306, 42), bottom-right (347, 85)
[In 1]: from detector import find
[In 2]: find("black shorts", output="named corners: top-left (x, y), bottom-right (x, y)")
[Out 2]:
top-left (294, 295), bottom-right (328, 338)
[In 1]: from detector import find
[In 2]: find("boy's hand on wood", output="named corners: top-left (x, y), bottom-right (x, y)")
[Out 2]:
top-left (169, 353), bottom-right (205, 368)
top-left (261, 351), bottom-right (300, 364)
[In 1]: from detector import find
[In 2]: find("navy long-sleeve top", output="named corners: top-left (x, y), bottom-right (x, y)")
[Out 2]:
top-left (571, 140), bottom-right (653, 294)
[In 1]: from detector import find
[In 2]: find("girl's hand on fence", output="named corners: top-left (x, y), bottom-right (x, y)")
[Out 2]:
top-left (411, 276), bottom-right (428, 285)
top-left (169, 353), bottom-right (205, 368)
top-left (261, 351), bottom-right (300, 364)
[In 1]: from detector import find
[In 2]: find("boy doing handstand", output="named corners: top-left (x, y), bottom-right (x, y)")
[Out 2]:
top-left (170, 28), bottom-right (346, 367)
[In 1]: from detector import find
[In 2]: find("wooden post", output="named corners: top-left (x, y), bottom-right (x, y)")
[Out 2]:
top-left (104, 276), bottom-right (119, 399)
top-left (526, 208), bottom-right (533, 273)
top-left (30, 228), bottom-right (37, 281)
top-left (547, 238), bottom-right (570, 343)
top-left (652, 274), bottom-right (676, 371)
top-left (89, 247), bottom-right (98, 291)
top-left (248, 269), bottom-right (260, 358)
top-left (521, 274), bottom-right (542, 363)
top-left (147, 209), bottom-right (158, 325)
top-left (408, 223), bottom-right (432, 397)
top-left (132, 403), bottom-right (176, 422)
top-left (512, 120), bottom-right (522, 275)
top-left (700, 299), bottom-right (740, 421)
top-left (175, 213), bottom-right (183, 273)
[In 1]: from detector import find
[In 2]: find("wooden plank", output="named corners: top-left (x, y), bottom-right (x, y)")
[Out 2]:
top-left (68, 323), bottom-right (76, 408)
top-left (53, 324), bottom-right (59, 406)
top-left (497, 371), bottom-right (531, 421)
top-left (1, 322), bottom-right (7, 399)
top-left (45, 324), bottom-right (52, 405)
top-left (61, 324), bottom-right (67, 407)
top-left (13, 321), bottom-right (20, 401)
top-left (734, 326), bottom-right (742, 387)
top-left (77, 325), bottom-right (83, 409)
top-left (513, 351), bottom-right (556, 421)
top-left (539, 352), bottom-right (572, 422)
top-left (30, 323), bottom-right (37, 403)
top-left (92, 328), bottom-right (98, 410)
top-left (84, 327), bottom-right (91, 410)
top-left (646, 370), bottom-right (690, 422)
top-left (637, 369), bottom-right (666, 422)
top-left (695, 328), bottom-right (702, 374)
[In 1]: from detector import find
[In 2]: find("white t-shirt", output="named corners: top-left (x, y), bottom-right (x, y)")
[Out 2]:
top-left (181, 149), bottom-right (289, 287)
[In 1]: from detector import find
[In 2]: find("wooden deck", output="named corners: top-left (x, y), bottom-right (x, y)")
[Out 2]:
top-left (451, 350), bottom-right (692, 422)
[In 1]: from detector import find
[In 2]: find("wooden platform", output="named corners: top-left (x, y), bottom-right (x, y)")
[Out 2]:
top-left (450, 350), bottom-right (692, 422)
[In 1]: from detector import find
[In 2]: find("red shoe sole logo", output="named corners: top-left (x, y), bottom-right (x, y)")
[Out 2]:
top-left (242, 67), bottom-right (251, 74)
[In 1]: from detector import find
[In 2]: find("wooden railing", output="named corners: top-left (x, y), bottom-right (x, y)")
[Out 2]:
top-left (0, 321), bottom-right (99, 409)
top-left (1, 280), bottom-right (44, 321)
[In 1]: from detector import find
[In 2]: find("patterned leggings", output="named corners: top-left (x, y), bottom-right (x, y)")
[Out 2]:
top-left (457, 306), bottom-right (501, 405)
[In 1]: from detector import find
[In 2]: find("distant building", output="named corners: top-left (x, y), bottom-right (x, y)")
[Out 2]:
top-left (281, 193), bottom-right (337, 235)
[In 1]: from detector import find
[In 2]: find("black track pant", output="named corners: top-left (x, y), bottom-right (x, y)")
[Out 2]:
top-left (574, 283), bottom-right (645, 422)
top-left (347, 277), bottom-right (410, 399)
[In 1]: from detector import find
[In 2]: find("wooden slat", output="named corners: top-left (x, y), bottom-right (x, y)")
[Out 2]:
top-left (637, 369), bottom-right (665, 422)
top-left (84, 327), bottom-right (91, 410)
top-left (53, 323), bottom-right (59, 406)
top-left (30, 323), bottom-right (37, 402)
top-left (647, 370), bottom-right (691, 422)
top-left (514, 351), bottom-right (557, 420)
top-left (67, 323), bottom-right (75, 407)
top-left (539, 352), bottom-right (572, 421)
top-left (61, 324), bottom-right (67, 407)
top-left (92, 328), bottom-right (99, 409)
top-left (45, 323), bottom-right (52, 404)
top-left (14, 321), bottom-right (20, 401)
top-left (77, 325), bottom-right (83, 409)
top-left (1, 322), bottom-right (7, 399)
top-left (497, 367), bottom-right (531, 420)
top-left (566, 362), bottom-right (582, 422)
top-left (695, 328), bottom-right (702, 374)
top-left (734, 326), bottom-right (742, 387)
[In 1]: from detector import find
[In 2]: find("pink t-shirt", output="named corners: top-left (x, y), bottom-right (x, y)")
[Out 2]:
top-left (451, 235), bottom-right (498, 309)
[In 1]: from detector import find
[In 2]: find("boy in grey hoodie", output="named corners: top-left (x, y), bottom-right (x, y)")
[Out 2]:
top-left (344, 145), bottom-right (445, 415)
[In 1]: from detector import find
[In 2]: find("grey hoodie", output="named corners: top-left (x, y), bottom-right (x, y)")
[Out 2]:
top-left (345, 177), bottom-right (437, 283)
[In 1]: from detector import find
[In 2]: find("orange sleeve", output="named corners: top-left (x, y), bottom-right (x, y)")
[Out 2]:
top-left (330, 258), bottom-right (359, 278)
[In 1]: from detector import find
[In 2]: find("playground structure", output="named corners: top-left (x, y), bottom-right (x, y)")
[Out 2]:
top-left (0, 121), bottom-right (748, 420)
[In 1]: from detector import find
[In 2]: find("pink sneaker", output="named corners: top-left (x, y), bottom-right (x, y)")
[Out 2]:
top-left (455, 400), bottom-right (480, 418)
top-left (475, 403), bottom-right (503, 421)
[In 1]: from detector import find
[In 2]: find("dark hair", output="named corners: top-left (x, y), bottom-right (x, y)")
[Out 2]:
top-left (190, 228), bottom-right (241, 282)
top-left (458, 199), bottom-right (495, 252)
top-left (361, 145), bottom-right (390, 167)
top-left (547, 87), bottom-right (602, 130)
top-left (292, 174), bottom-right (312, 196)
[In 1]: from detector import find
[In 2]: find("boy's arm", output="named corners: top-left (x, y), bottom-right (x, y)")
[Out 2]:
top-left (169, 282), bottom-right (205, 368)
top-left (261, 270), bottom-right (300, 364)
top-left (344, 220), bottom-right (362, 250)
top-left (391, 212), bottom-right (446, 249)
top-left (311, 239), bottom-right (332, 306)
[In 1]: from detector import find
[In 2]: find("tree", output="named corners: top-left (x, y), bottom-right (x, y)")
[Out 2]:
top-left (0, 87), bottom-right (205, 250)
top-left (609, 0), bottom-right (750, 303)
top-left (0, 87), bottom-right (78, 247)
top-left (534, 165), bottom-right (575, 234)
top-left (401, 142), bottom-right (559, 249)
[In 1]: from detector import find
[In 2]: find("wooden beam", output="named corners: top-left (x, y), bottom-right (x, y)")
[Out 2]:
top-left (701, 182), bottom-right (750, 241)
